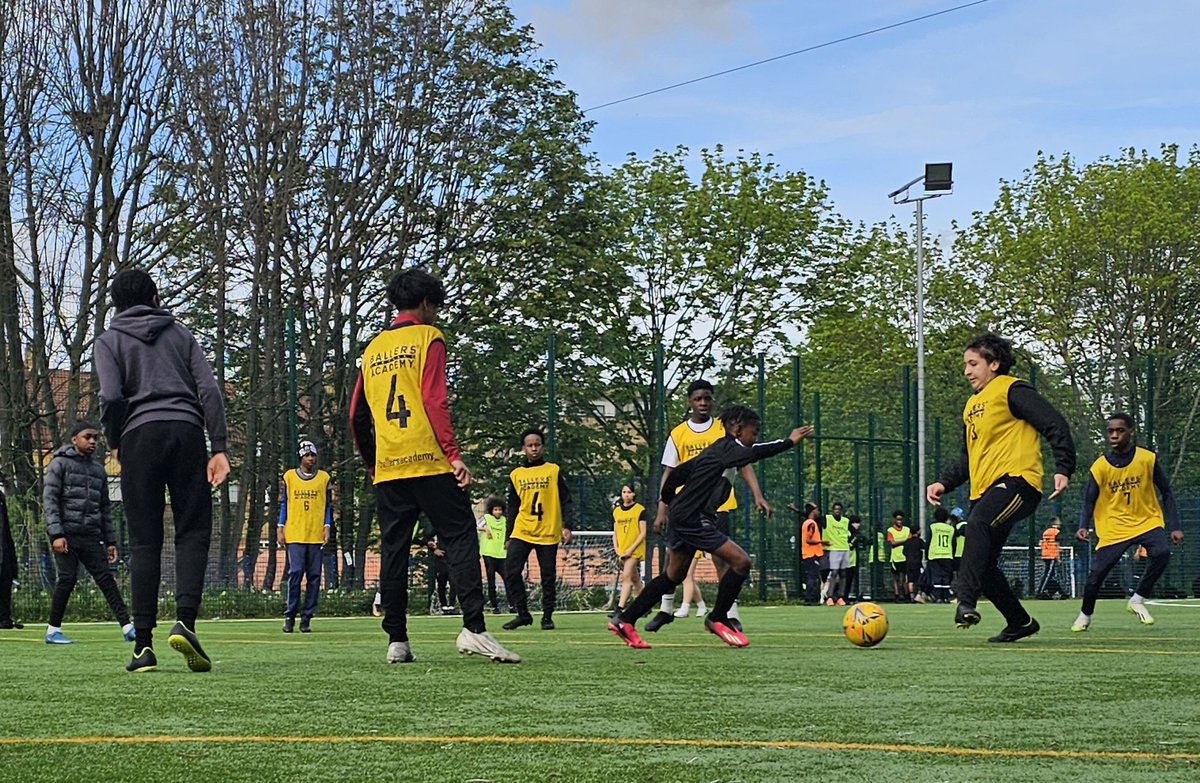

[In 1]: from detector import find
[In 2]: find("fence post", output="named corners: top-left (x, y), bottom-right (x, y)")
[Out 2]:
top-left (757, 354), bottom-right (768, 600)
top-left (868, 414), bottom-right (878, 600)
top-left (285, 307), bottom-right (298, 466)
top-left (901, 366), bottom-right (912, 524)
top-left (648, 343), bottom-right (665, 581)
top-left (792, 356), bottom-right (803, 598)
top-left (813, 391), bottom-right (823, 512)
top-left (547, 332), bottom-right (557, 463)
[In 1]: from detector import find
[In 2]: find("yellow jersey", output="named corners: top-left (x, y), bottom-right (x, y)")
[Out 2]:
top-left (281, 469), bottom-right (331, 544)
top-left (1089, 447), bottom-right (1165, 548)
top-left (887, 525), bottom-right (910, 563)
top-left (612, 503), bottom-right (647, 560)
top-left (510, 462), bottom-right (565, 545)
top-left (360, 324), bottom-right (452, 482)
top-left (963, 375), bottom-right (1043, 500)
top-left (668, 418), bottom-right (736, 512)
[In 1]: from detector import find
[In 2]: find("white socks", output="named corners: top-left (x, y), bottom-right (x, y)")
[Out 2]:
top-left (1129, 593), bottom-right (1144, 605)
top-left (47, 625), bottom-right (61, 634)
top-left (673, 603), bottom-right (691, 618)
top-left (660, 595), bottom-right (675, 613)
top-left (728, 601), bottom-right (740, 620)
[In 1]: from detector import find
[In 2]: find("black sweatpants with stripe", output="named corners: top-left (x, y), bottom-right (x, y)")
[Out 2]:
top-left (954, 474), bottom-right (1042, 626)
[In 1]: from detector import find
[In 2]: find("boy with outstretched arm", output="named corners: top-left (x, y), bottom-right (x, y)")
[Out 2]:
top-left (609, 406), bottom-right (811, 649)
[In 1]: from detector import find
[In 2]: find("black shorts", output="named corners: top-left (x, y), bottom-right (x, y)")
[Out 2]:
top-left (714, 511), bottom-right (731, 535)
top-left (890, 561), bottom-right (906, 575)
top-left (665, 517), bottom-right (729, 555)
top-left (906, 563), bottom-right (922, 582)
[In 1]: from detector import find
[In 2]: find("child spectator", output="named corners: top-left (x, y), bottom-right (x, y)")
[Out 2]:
top-left (43, 422), bottom-right (134, 644)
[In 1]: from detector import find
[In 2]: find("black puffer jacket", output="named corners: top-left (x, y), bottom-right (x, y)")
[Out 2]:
top-left (43, 445), bottom-right (114, 542)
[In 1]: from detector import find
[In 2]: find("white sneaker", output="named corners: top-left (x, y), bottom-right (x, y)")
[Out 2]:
top-left (673, 604), bottom-right (691, 618)
top-left (1070, 614), bottom-right (1091, 632)
top-left (1128, 600), bottom-right (1155, 625)
top-left (386, 641), bottom-right (414, 663)
top-left (695, 603), bottom-right (707, 617)
top-left (456, 628), bottom-right (521, 663)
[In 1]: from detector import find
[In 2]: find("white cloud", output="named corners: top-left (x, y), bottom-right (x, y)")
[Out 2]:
top-left (521, 0), bottom-right (754, 68)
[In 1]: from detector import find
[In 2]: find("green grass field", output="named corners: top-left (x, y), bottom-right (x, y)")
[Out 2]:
top-left (2, 599), bottom-right (1198, 782)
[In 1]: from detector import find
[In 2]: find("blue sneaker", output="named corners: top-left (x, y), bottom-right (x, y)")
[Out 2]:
top-left (45, 630), bottom-right (73, 645)
top-left (123, 626), bottom-right (137, 642)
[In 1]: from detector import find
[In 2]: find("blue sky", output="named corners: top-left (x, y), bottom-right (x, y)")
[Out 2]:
top-left (508, 0), bottom-right (1200, 235)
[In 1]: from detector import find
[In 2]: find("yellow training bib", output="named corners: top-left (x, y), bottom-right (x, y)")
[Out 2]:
top-left (361, 324), bottom-right (452, 482)
top-left (510, 463), bottom-right (565, 545)
top-left (282, 469), bottom-right (331, 544)
top-left (669, 419), bottom-right (737, 512)
top-left (963, 375), bottom-right (1042, 500)
top-left (612, 503), bottom-right (646, 560)
top-left (1089, 448), bottom-right (1165, 548)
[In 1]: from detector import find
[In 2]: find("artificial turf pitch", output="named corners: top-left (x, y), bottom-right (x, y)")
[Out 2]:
top-left (1, 599), bottom-right (1197, 782)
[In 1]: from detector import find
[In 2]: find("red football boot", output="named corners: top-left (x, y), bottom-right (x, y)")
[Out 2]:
top-left (608, 619), bottom-right (651, 649)
top-left (704, 616), bottom-right (749, 647)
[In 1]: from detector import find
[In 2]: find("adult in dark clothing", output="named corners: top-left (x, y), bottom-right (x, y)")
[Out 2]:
top-left (95, 269), bottom-right (230, 673)
top-left (0, 480), bottom-right (22, 630)
top-left (609, 406), bottom-right (812, 649)
top-left (928, 333), bottom-right (1075, 643)
top-left (43, 423), bottom-right (134, 644)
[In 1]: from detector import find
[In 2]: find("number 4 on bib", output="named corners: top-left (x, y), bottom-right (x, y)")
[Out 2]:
top-left (386, 375), bottom-right (411, 428)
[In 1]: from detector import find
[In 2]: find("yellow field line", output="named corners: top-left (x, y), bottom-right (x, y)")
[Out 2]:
top-left (0, 733), bottom-right (1195, 761)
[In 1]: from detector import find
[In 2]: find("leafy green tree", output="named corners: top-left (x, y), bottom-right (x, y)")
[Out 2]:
top-left (586, 146), bottom-right (844, 482)
top-left (955, 144), bottom-right (1200, 484)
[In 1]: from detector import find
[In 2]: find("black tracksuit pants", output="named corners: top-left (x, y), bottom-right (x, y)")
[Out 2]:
top-left (120, 421), bottom-right (212, 631)
top-left (0, 505), bottom-right (17, 624)
top-left (504, 538), bottom-right (558, 619)
top-left (482, 555), bottom-right (505, 610)
top-left (955, 474), bottom-right (1042, 626)
top-left (49, 536), bottom-right (130, 627)
top-left (1081, 527), bottom-right (1171, 615)
top-left (375, 473), bottom-right (485, 642)
top-left (802, 556), bottom-right (821, 604)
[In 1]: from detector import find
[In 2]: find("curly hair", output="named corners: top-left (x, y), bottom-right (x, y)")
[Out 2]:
top-left (964, 333), bottom-right (1015, 375)
top-left (719, 404), bottom-right (762, 430)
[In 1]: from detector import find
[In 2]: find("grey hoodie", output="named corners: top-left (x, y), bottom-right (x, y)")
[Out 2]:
top-left (94, 305), bottom-right (228, 453)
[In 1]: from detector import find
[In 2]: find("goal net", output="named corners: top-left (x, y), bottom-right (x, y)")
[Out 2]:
top-left (501, 530), bottom-right (625, 612)
top-left (997, 546), bottom-right (1077, 598)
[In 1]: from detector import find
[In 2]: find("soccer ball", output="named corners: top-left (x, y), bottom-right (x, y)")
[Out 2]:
top-left (842, 601), bottom-right (888, 647)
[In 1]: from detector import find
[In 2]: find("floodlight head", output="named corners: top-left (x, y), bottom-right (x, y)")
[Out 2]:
top-left (924, 162), bottom-right (953, 192)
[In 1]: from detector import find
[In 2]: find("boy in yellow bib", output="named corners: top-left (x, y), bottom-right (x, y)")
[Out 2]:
top-left (350, 268), bottom-right (518, 664)
top-left (277, 441), bottom-right (331, 633)
top-left (1072, 413), bottom-right (1183, 631)
top-left (644, 379), bottom-right (769, 633)
top-left (928, 333), bottom-right (1075, 642)
top-left (503, 428), bottom-right (573, 631)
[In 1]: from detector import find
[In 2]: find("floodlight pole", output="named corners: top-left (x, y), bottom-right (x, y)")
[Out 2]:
top-left (889, 169), bottom-right (951, 540)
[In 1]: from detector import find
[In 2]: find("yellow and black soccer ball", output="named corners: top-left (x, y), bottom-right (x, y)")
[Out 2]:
top-left (842, 601), bottom-right (889, 647)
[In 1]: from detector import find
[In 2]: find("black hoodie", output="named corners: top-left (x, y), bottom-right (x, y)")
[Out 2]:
top-left (94, 305), bottom-right (228, 453)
